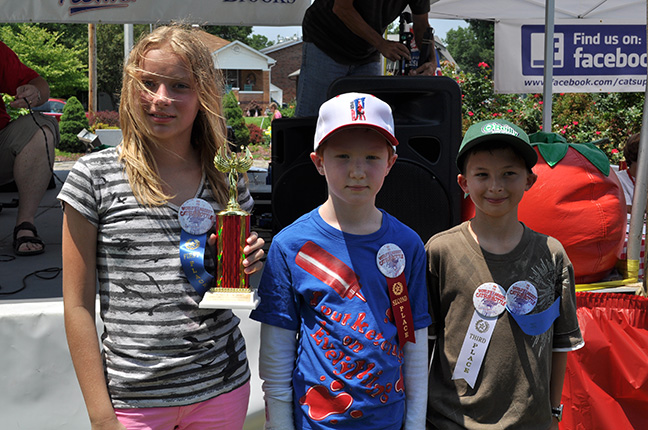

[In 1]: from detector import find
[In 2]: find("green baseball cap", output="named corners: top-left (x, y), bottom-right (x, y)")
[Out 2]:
top-left (457, 119), bottom-right (537, 171)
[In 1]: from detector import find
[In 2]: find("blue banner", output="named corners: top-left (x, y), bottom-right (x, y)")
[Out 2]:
top-left (495, 21), bottom-right (647, 94)
top-left (522, 24), bottom-right (646, 77)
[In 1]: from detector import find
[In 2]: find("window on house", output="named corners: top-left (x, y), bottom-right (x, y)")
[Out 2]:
top-left (224, 70), bottom-right (239, 88)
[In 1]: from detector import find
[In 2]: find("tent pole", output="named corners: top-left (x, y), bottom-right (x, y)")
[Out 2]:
top-left (541, 0), bottom-right (555, 131)
top-left (630, 91), bottom-right (648, 292)
top-left (124, 24), bottom-right (134, 64)
top-left (632, 0), bottom-right (648, 295)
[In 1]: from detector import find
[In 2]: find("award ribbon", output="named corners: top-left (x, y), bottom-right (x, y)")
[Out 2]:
top-left (452, 283), bottom-right (506, 388)
top-left (506, 281), bottom-right (561, 336)
top-left (178, 199), bottom-right (216, 296)
top-left (453, 281), bottom-right (562, 388)
top-left (377, 244), bottom-right (415, 346)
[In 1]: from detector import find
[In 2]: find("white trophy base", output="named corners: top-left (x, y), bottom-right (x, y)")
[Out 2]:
top-left (199, 288), bottom-right (260, 310)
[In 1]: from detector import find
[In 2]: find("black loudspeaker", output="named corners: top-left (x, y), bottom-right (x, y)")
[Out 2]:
top-left (271, 117), bottom-right (324, 234)
top-left (271, 76), bottom-right (462, 242)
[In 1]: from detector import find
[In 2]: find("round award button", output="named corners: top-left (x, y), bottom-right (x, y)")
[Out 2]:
top-left (473, 283), bottom-right (507, 318)
top-left (178, 198), bottom-right (215, 235)
top-left (376, 243), bottom-right (406, 278)
top-left (506, 281), bottom-right (538, 315)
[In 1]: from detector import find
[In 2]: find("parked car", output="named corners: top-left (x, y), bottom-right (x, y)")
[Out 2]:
top-left (32, 98), bottom-right (66, 122)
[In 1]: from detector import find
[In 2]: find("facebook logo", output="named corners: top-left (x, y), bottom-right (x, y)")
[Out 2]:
top-left (530, 32), bottom-right (564, 68)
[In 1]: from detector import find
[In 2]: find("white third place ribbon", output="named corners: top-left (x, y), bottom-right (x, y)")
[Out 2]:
top-left (452, 283), bottom-right (507, 388)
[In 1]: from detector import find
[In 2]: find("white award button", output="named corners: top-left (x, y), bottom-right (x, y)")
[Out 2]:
top-left (178, 198), bottom-right (216, 235)
top-left (473, 282), bottom-right (507, 318)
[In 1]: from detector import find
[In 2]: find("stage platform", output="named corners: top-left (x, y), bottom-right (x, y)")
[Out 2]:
top-left (0, 164), bottom-right (267, 429)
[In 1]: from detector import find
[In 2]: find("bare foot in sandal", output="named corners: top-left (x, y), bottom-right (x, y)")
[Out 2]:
top-left (13, 222), bottom-right (45, 256)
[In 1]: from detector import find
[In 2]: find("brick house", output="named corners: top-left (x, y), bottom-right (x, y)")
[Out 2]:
top-left (261, 38), bottom-right (302, 106)
top-left (196, 31), bottom-right (277, 114)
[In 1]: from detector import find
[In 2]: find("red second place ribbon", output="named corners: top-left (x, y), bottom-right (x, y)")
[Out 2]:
top-left (377, 243), bottom-right (415, 346)
top-left (387, 273), bottom-right (415, 346)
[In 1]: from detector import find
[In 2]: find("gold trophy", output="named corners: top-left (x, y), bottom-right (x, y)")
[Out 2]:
top-left (199, 146), bottom-right (260, 309)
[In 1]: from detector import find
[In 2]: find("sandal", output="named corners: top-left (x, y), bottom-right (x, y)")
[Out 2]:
top-left (13, 222), bottom-right (45, 256)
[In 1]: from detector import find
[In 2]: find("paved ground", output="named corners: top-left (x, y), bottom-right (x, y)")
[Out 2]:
top-left (0, 160), bottom-right (269, 430)
top-left (0, 159), bottom-right (271, 301)
top-left (0, 165), bottom-right (68, 301)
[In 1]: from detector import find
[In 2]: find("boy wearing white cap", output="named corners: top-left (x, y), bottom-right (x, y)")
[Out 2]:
top-left (251, 93), bottom-right (432, 430)
top-left (425, 119), bottom-right (584, 429)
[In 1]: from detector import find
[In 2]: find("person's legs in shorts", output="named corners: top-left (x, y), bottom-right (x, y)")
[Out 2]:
top-left (0, 113), bottom-right (58, 255)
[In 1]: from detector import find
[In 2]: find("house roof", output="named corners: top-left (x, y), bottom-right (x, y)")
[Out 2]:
top-left (260, 37), bottom-right (302, 54)
top-left (194, 30), bottom-right (231, 52)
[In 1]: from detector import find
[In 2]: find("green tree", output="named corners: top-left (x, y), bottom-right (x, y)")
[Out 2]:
top-left (204, 25), bottom-right (253, 43)
top-left (2, 23), bottom-right (87, 56)
top-left (445, 20), bottom-right (494, 74)
top-left (223, 91), bottom-right (250, 147)
top-left (247, 34), bottom-right (273, 51)
top-left (96, 24), bottom-right (124, 107)
top-left (203, 25), bottom-right (273, 50)
top-left (96, 24), bottom-right (150, 107)
top-left (59, 96), bottom-right (90, 153)
top-left (0, 24), bottom-right (87, 97)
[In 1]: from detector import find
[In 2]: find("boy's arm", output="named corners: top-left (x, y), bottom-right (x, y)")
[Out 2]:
top-left (403, 328), bottom-right (428, 429)
top-left (549, 351), bottom-right (568, 429)
top-left (259, 323), bottom-right (298, 430)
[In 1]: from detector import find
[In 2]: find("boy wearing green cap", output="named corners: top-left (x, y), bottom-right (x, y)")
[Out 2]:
top-left (425, 119), bottom-right (584, 429)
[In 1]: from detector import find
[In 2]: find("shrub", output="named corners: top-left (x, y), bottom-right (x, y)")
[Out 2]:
top-left (247, 123), bottom-right (265, 145)
top-left (58, 96), bottom-right (90, 152)
top-left (440, 60), bottom-right (644, 164)
top-left (279, 100), bottom-right (296, 118)
top-left (88, 110), bottom-right (120, 130)
top-left (223, 91), bottom-right (249, 147)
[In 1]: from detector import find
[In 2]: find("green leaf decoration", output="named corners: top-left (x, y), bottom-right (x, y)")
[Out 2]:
top-left (570, 143), bottom-right (610, 176)
top-left (529, 131), bottom-right (567, 144)
top-left (535, 143), bottom-right (569, 167)
top-left (528, 132), bottom-right (610, 176)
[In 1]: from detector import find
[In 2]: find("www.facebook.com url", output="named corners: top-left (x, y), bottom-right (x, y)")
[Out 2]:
top-left (523, 77), bottom-right (647, 87)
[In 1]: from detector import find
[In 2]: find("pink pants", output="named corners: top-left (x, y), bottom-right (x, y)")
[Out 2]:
top-left (115, 382), bottom-right (250, 430)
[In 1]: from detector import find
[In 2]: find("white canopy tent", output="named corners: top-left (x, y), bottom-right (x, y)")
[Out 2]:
top-left (429, 0), bottom-right (648, 285)
top-left (0, 0), bottom-right (308, 26)
top-left (1, 0), bottom-right (309, 116)
top-left (428, 0), bottom-right (645, 21)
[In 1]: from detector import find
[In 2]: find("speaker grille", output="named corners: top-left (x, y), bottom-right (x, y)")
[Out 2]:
top-left (271, 76), bottom-right (462, 242)
top-left (377, 160), bottom-right (451, 242)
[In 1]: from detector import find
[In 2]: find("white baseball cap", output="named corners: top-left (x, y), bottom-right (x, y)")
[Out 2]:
top-left (313, 92), bottom-right (399, 151)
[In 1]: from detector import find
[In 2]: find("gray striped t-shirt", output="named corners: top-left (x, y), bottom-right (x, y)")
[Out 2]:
top-left (58, 148), bottom-right (253, 408)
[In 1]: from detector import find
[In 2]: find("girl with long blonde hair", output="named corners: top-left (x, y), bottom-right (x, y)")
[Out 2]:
top-left (59, 25), bottom-right (264, 430)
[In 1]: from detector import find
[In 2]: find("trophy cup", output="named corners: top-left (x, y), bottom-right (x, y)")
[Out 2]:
top-left (199, 146), bottom-right (260, 309)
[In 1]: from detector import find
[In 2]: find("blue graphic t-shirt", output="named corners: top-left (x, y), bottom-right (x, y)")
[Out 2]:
top-left (251, 208), bottom-right (431, 430)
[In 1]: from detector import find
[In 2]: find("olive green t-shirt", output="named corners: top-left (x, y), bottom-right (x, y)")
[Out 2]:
top-left (426, 222), bottom-right (584, 429)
